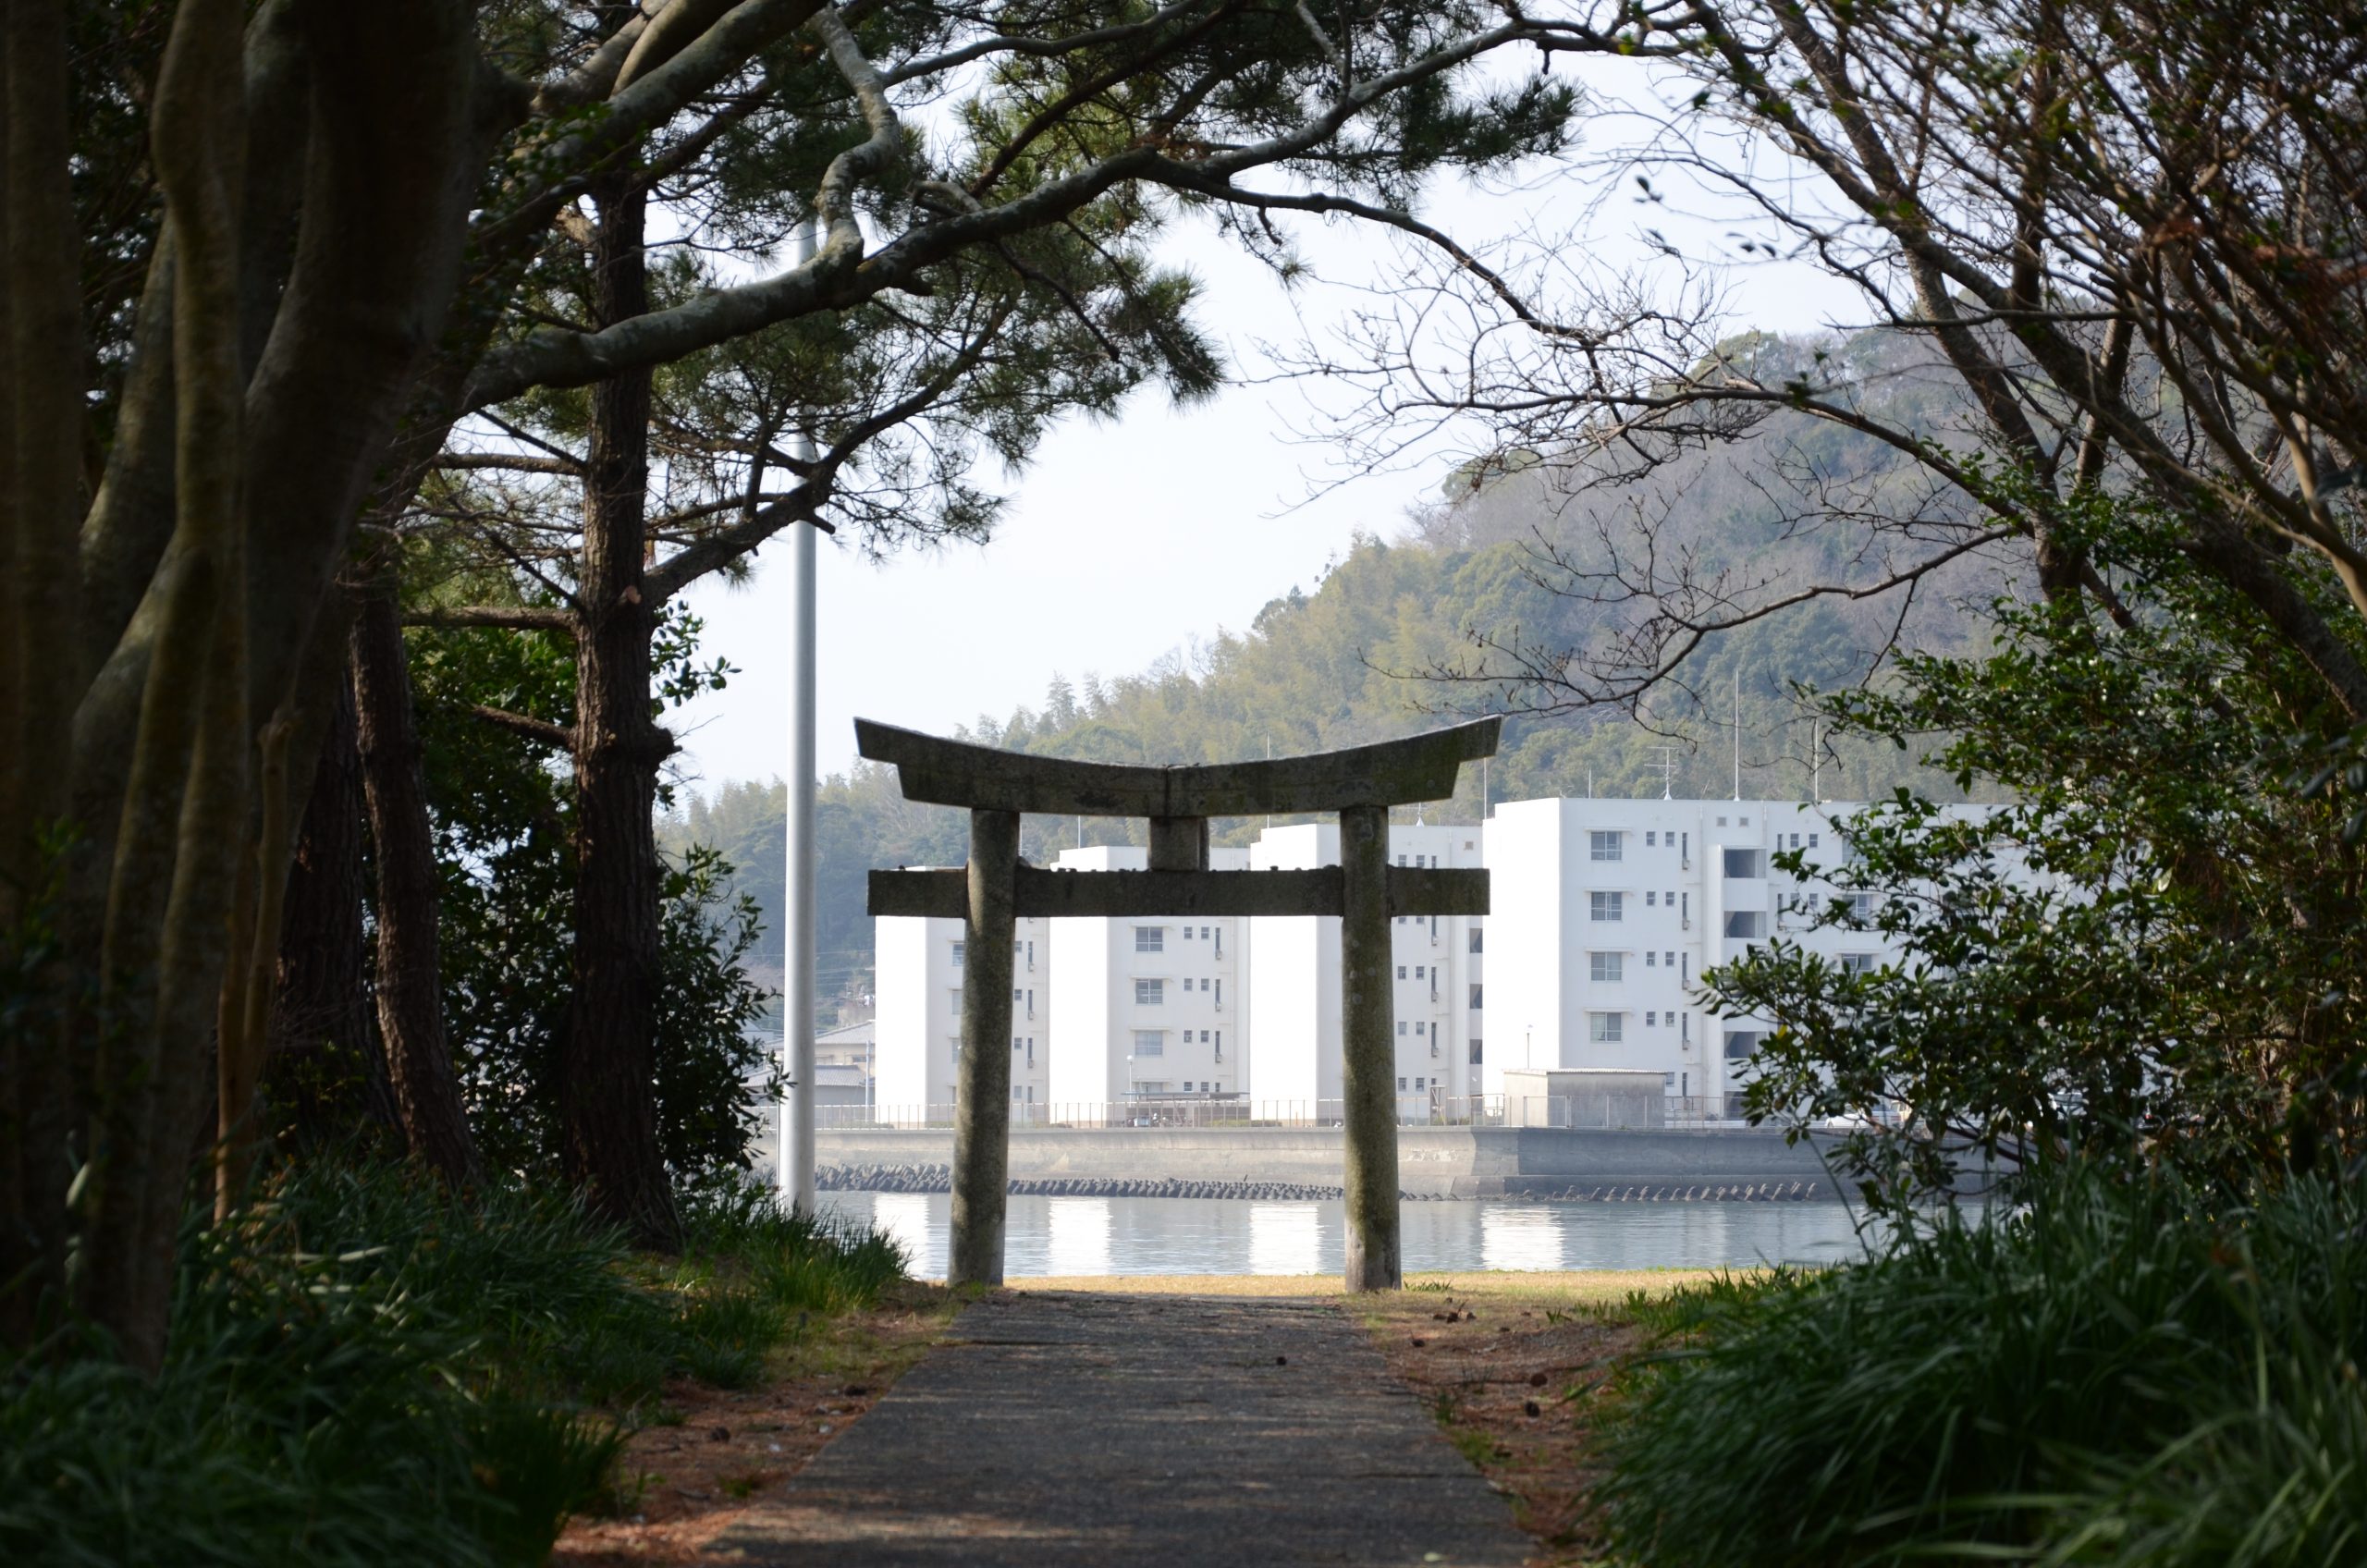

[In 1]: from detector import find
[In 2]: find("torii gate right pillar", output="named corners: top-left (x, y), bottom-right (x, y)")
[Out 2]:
top-left (1337, 802), bottom-right (1400, 1290)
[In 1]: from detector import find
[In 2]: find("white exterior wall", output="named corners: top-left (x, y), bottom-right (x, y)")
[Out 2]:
top-left (874, 911), bottom-right (1047, 1115)
top-left (1048, 844), bottom-right (1248, 1102)
top-left (1481, 800), bottom-right (1567, 1094)
top-left (1245, 824), bottom-right (1339, 1107)
top-left (871, 913), bottom-right (942, 1110)
top-left (1245, 821), bottom-right (1487, 1115)
top-left (1484, 797), bottom-right (1921, 1106)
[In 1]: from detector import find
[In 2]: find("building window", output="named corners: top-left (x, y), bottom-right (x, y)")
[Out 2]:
top-left (1590, 890), bottom-right (1625, 922)
top-left (950, 941), bottom-right (964, 970)
top-left (1788, 832), bottom-right (1801, 848)
top-left (1134, 925), bottom-right (1164, 952)
top-left (1184, 925), bottom-right (1195, 940)
top-left (1724, 911), bottom-right (1766, 939)
top-left (1590, 950), bottom-right (1624, 983)
top-left (1414, 964), bottom-right (1425, 978)
top-left (1397, 1021), bottom-right (1407, 1035)
top-left (1397, 964), bottom-right (1407, 980)
top-left (1469, 984), bottom-right (1483, 1010)
top-left (1589, 1011), bottom-right (1624, 1044)
top-left (1214, 979), bottom-right (1222, 1006)
top-left (1415, 1076), bottom-right (1427, 1090)
top-left (1201, 926), bottom-right (1210, 939)
top-left (1134, 1030), bottom-right (1164, 1057)
top-left (1646, 890), bottom-right (1657, 907)
top-left (1397, 853), bottom-right (1408, 867)
top-left (950, 990), bottom-right (962, 1017)
top-left (1397, 1077), bottom-right (1408, 1091)
top-left (1135, 978), bottom-right (1164, 1005)
top-left (1680, 953), bottom-right (1689, 985)
top-left (950, 1036), bottom-right (962, 1060)
top-left (1214, 1031), bottom-right (1222, 1057)
top-left (1589, 829), bottom-right (1623, 862)
top-left (1645, 830), bottom-right (1657, 846)
top-left (1665, 950), bottom-right (1676, 970)
top-left (1809, 833), bottom-right (1821, 848)
top-left (1647, 1011), bottom-right (1658, 1026)
top-left (1723, 1030), bottom-right (1761, 1061)
top-left (1723, 848), bottom-right (1764, 878)
top-left (1469, 1038), bottom-right (1483, 1064)
top-left (1200, 977), bottom-right (1210, 991)
top-left (1469, 927), bottom-right (1483, 954)
top-left (1846, 892), bottom-right (1878, 922)
top-left (1841, 951), bottom-right (1877, 975)
top-left (1717, 815), bottom-right (1727, 827)
top-left (1646, 950), bottom-right (1657, 967)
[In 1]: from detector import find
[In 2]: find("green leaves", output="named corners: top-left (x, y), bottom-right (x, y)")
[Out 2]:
top-left (1710, 492), bottom-right (2367, 1208)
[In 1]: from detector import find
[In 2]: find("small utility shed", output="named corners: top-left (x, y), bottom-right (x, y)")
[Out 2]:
top-left (1501, 1068), bottom-right (1667, 1130)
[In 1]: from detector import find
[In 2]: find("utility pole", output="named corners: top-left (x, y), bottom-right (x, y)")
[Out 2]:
top-left (1732, 671), bottom-right (1741, 801)
top-left (781, 214), bottom-right (821, 1217)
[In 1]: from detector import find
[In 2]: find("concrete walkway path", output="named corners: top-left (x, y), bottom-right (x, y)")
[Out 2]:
top-left (706, 1292), bottom-right (1533, 1567)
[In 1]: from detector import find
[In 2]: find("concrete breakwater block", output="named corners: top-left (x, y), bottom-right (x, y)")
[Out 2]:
top-left (815, 1164), bottom-right (1824, 1203)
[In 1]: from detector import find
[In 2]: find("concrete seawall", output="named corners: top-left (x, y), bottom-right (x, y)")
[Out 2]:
top-left (816, 1125), bottom-right (1841, 1199)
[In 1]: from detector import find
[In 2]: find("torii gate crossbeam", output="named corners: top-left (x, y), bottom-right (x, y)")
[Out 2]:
top-left (858, 717), bottom-right (1499, 1291)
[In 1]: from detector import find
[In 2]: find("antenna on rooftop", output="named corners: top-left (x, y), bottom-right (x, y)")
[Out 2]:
top-left (1811, 721), bottom-right (1821, 803)
top-left (1647, 745), bottom-right (1676, 800)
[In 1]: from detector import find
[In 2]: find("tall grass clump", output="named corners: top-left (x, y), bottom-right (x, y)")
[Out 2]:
top-left (1, 1161), bottom-right (907, 1566)
top-left (1596, 1158), bottom-right (2367, 1567)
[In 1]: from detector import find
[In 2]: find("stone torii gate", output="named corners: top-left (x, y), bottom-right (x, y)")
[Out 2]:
top-left (860, 717), bottom-right (1499, 1291)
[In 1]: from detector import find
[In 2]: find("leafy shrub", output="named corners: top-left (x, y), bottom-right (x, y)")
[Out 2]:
top-left (1597, 1159), bottom-right (2367, 1567)
top-left (0, 1159), bottom-right (905, 1566)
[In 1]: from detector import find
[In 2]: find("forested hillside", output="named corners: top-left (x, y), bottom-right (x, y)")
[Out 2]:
top-left (668, 329), bottom-right (2003, 1023)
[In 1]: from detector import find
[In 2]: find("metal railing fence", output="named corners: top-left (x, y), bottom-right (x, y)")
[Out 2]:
top-left (815, 1092), bottom-right (1803, 1132)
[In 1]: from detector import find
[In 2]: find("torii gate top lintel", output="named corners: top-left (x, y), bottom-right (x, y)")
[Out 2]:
top-left (853, 716), bottom-right (1500, 819)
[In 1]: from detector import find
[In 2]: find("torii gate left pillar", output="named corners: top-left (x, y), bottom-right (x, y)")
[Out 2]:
top-left (861, 717), bottom-right (1499, 1292)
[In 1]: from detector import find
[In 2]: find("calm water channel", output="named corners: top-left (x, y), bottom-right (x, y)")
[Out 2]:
top-left (816, 1192), bottom-right (1881, 1279)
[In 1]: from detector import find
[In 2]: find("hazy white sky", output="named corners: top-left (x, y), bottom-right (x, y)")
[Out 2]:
top-left (664, 70), bottom-right (1861, 795)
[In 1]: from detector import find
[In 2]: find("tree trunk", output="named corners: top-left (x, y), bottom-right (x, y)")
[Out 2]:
top-left (561, 168), bottom-right (681, 1251)
top-left (265, 676), bottom-right (398, 1149)
top-left (350, 566), bottom-right (483, 1187)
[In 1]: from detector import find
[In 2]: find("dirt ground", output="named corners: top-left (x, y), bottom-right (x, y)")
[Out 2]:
top-left (550, 1269), bottom-right (1714, 1566)
top-left (550, 1281), bottom-right (964, 1568)
top-left (1340, 1272), bottom-right (1724, 1565)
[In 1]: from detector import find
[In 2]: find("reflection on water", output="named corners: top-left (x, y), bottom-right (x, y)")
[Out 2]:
top-left (818, 1192), bottom-right (1880, 1280)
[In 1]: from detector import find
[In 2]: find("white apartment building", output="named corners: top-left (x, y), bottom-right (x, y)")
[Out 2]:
top-left (1245, 822), bottom-right (1486, 1117)
top-left (871, 797), bottom-right (1981, 1123)
top-left (1047, 844), bottom-right (1251, 1106)
top-left (873, 908), bottom-right (1050, 1114)
top-left (1483, 797), bottom-right (1919, 1110)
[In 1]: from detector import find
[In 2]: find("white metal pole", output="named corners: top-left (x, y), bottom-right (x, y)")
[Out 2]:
top-left (782, 214), bottom-right (821, 1216)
